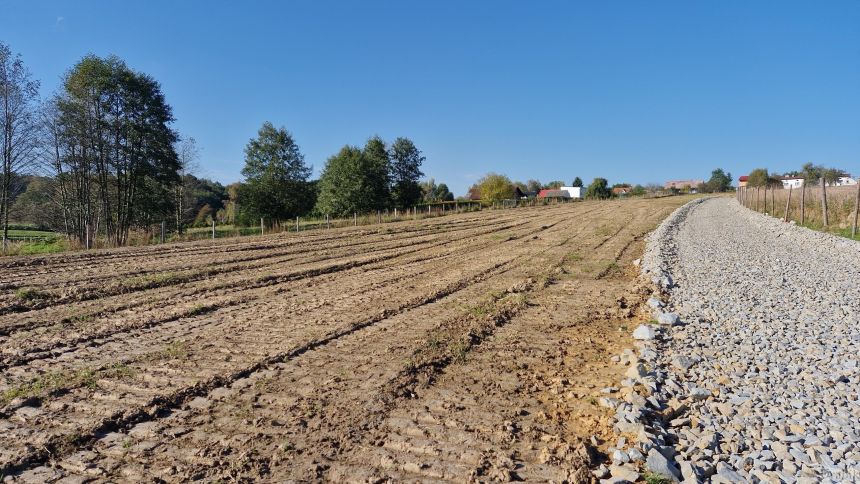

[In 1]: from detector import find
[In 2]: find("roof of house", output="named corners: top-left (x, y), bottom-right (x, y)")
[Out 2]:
top-left (739, 176), bottom-right (749, 181)
top-left (612, 187), bottom-right (631, 194)
top-left (538, 189), bottom-right (570, 198)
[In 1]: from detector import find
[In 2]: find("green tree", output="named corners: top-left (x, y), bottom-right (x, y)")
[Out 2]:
top-left (315, 141), bottom-right (391, 217)
top-left (706, 168), bottom-right (732, 192)
top-left (477, 173), bottom-right (514, 202)
top-left (240, 122), bottom-right (312, 224)
top-left (389, 137), bottom-right (424, 208)
top-left (362, 136), bottom-right (393, 209)
top-left (800, 163), bottom-right (820, 184)
top-left (571, 177), bottom-right (583, 187)
top-left (630, 184), bottom-right (646, 196)
top-left (1, 42), bottom-right (40, 250)
top-left (434, 183), bottom-right (454, 201)
top-left (543, 180), bottom-right (564, 189)
top-left (420, 179), bottom-right (455, 202)
top-left (54, 54), bottom-right (180, 246)
top-left (746, 168), bottom-right (769, 187)
top-left (526, 179), bottom-right (542, 192)
top-left (585, 178), bottom-right (611, 199)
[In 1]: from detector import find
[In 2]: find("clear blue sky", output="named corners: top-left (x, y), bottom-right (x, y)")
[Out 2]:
top-left (3, 1), bottom-right (859, 195)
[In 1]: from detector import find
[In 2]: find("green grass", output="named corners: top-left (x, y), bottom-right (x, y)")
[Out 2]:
top-left (7, 229), bottom-right (57, 238)
top-left (642, 471), bottom-right (672, 484)
top-left (14, 287), bottom-right (50, 302)
top-left (0, 366), bottom-right (111, 406)
top-left (4, 236), bottom-right (68, 256)
top-left (161, 341), bottom-right (189, 360)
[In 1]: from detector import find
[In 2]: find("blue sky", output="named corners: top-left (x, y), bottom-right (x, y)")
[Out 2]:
top-left (3, 1), bottom-right (859, 195)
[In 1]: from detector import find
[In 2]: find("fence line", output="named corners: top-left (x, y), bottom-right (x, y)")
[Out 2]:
top-left (737, 183), bottom-right (860, 238)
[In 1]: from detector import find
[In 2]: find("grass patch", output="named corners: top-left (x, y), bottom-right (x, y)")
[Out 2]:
top-left (15, 287), bottom-right (49, 302)
top-left (565, 252), bottom-right (583, 262)
top-left (3, 236), bottom-right (68, 256)
top-left (642, 471), bottom-right (672, 484)
top-left (448, 339), bottom-right (471, 363)
top-left (186, 304), bottom-right (212, 317)
top-left (117, 272), bottom-right (181, 291)
top-left (0, 366), bottom-right (113, 406)
top-left (161, 341), bottom-right (189, 360)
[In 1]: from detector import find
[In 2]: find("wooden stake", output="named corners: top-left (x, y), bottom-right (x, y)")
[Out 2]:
top-left (784, 186), bottom-right (792, 222)
top-left (296, 216), bottom-right (299, 232)
top-left (821, 177), bottom-right (828, 227)
top-left (853, 182), bottom-right (860, 238)
top-left (261, 218), bottom-right (264, 236)
top-left (211, 220), bottom-right (215, 239)
top-left (770, 185), bottom-right (775, 215)
top-left (800, 183), bottom-right (806, 225)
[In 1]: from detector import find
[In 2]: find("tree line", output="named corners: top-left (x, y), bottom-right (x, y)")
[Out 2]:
top-left (745, 163), bottom-right (846, 188)
top-left (0, 42), bottom-right (446, 248)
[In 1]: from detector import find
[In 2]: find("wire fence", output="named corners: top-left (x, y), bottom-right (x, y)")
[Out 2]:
top-left (166, 197), bottom-right (579, 244)
top-left (737, 182), bottom-right (860, 238)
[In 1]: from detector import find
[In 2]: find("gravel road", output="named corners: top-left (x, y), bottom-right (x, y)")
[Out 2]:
top-left (601, 197), bottom-right (860, 483)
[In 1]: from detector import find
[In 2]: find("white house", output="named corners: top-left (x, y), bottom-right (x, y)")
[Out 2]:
top-left (779, 174), bottom-right (856, 189)
top-left (560, 186), bottom-right (582, 199)
top-left (780, 176), bottom-right (804, 189)
top-left (831, 175), bottom-right (857, 187)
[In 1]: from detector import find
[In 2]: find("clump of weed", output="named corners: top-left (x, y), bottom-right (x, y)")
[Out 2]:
top-left (448, 340), bottom-right (471, 363)
top-left (70, 313), bottom-right (93, 323)
top-left (565, 252), bottom-right (583, 262)
top-left (14, 287), bottom-right (49, 302)
top-left (103, 363), bottom-right (136, 380)
top-left (118, 272), bottom-right (181, 291)
top-left (161, 341), bottom-right (189, 360)
top-left (642, 472), bottom-right (672, 484)
top-left (0, 367), bottom-right (105, 406)
top-left (186, 304), bottom-right (211, 317)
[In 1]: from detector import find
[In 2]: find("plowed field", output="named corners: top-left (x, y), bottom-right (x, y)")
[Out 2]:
top-left (0, 197), bottom-right (688, 482)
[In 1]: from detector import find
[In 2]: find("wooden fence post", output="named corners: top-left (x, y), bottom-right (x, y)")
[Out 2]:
top-left (756, 187), bottom-right (760, 212)
top-left (211, 220), bottom-right (215, 239)
top-left (296, 216), bottom-right (299, 232)
top-left (160, 221), bottom-right (165, 244)
top-left (821, 178), bottom-right (828, 227)
top-left (770, 185), bottom-right (775, 216)
top-left (261, 217), bottom-right (264, 236)
top-left (784, 186), bottom-right (792, 222)
top-left (354, 212), bottom-right (357, 226)
top-left (852, 182), bottom-right (860, 238)
top-left (800, 183), bottom-right (806, 225)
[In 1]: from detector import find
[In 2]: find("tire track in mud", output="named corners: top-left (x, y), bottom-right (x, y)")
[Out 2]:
top-left (0, 207), bottom-right (588, 475)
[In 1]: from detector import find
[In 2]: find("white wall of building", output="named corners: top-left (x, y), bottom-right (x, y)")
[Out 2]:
top-left (560, 186), bottom-right (582, 199)
top-left (781, 178), bottom-right (804, 189)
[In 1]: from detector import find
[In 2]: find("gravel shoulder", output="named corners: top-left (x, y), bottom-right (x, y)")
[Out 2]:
top-left (600, 197), bottom-right (860, 483)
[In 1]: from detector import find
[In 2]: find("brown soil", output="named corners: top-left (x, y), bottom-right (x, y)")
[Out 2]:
top-left (0, 197), bottom-right (688, 483)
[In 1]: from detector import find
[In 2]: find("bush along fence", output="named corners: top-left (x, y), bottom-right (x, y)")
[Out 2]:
top-left (737, 181), bottom-right (860, 238)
